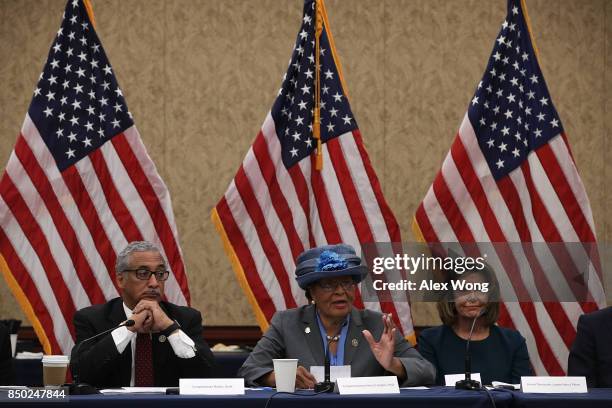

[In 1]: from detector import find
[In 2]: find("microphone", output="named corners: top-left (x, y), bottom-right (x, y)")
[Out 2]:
top-left (455, 309), bottom-right (485, 391)
top-left (314, 337), bottom-right (335, 393)
top-left (69, 319), bottom-right (135, 394)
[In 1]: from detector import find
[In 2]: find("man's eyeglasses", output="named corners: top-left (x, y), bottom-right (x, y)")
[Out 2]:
top-left (122, 268), bottom-right (170, 281)
top-left (316, 280), bottom-right (356, 292)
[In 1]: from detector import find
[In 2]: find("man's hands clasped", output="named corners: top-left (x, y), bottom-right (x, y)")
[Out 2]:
top-left (127, 300), bottom-right (174, 334)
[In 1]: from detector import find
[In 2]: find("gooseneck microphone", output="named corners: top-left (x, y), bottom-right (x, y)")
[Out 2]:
top-left (314, 337), bottom-right (335, 393)
top-left (455, 310), bottom-right (485, 391)
top-left (69, 319), bottom-right (135, 394)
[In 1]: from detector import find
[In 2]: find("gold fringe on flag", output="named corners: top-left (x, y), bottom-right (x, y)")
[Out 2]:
top-left (313, 0), bottom-right (323, 170)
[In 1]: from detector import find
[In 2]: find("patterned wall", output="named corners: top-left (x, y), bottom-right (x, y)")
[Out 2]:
top-left (0, 0), bottom-right (609, 327)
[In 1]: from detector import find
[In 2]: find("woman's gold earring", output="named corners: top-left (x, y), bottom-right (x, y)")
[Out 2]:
top-left (310, 300), bottom-right (315, 305)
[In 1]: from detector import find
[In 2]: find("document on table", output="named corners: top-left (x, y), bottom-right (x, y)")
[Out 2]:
top-left (100, 387), bottom-right (168, 394)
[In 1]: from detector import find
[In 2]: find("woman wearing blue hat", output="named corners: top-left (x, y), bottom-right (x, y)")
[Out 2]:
top-left (238, 244), bottom-right (435, 388)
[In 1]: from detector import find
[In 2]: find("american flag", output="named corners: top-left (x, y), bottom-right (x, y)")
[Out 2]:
top-left (413, 0), bottom-right (605, 375)
top-left (212, 0), bottom-right (413, 338)
top-left (0, 0), bottom-right (189, 355)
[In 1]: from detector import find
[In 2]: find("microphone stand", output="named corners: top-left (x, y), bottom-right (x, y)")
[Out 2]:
top-left (455, 311), bottom-right (483, 391)
top-left (314, 337), bottom-right (336, 393)
top-left (69, 319), bottom-right (135, 395)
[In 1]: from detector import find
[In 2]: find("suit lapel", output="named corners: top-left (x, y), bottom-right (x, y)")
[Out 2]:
top-left (105, 298), bottom-right (132, 386)
top-left (343, 308), bottom-right (364, 366)
top-left (301, 305), bottom-right (325, 365)
top-left (106, 298), bottom-right (128, 326)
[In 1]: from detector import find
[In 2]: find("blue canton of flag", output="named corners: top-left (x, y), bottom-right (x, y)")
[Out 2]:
top-left (29, 0), bottom-right (134, 172)
top-left (468, 0), bottom-right (562, 180)
top-left (271, 0), bottom-right (357, 169)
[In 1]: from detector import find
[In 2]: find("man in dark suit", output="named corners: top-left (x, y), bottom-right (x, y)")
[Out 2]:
top-left (70, 241), bottom-right (216, 388)
top-left (0, 322), bottom-right (14, 385)
top-left (568, 307), bottom-right (612, 388)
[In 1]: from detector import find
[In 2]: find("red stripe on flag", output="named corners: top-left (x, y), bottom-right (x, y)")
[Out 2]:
top-left (61, 165), bottom-right (117, 285)
top-left (535, 143), bottom-right (602, 311)
top-left (352, 130), bottom-right (401, 241)
top-left (234, 165), bottom-right (297, 309)
top-left (326, 138), bottom-right (374, 244)
top-left (497, 170), bottom-right (576, 355)
top-left (111, 134), bottom-right (190, 303)
top-left (432, 172), bottom-right (475, 242)
top-left (309, 155), bottom-right (342, 243)
top-left (14, 137), bottom-right (106, 304)
top-left (326, 138), bottom-right (391, 313)
top-left (286, 165), bottom-right (316, 248)
top-left (497, 303), bottom-right (516, 330)
top-left (0, 228), bottom-right (62, 353)
top-left (450, 136), bottom-right (510, 241)
top-left (415, 203), bottom-right (439, 243)
top-left (439, 138), bottom-right (535, 304)
top-left (216, 197), bottom-right (277, 321)
top-left (519, 302), bottom-right (564, 375)
top-left (555, 132), bottom-right (601, 306)
top-left (0, 175), bottom-right (76, 338)
top-left (559, 133), bottom-right (577, 164)
top-left (252, 133), bottom-right (305, 259)
top-left (88, 149), bottom-right (143, 243)
top-left (518, 163), bottom-right (578, 347)
top-left (520, 155), bottom-right (595, 307)
top-left (536, 143), bottom-right (595, 241)
top-left (496, 177), bottom-right (532, 241)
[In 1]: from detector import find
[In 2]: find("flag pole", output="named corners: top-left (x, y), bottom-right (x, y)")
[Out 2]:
top-left (82, 0), bottom-right (97, 30)
top-left (313, 0), bottom-right (323, 170)
top-left (519, 0), bottom-right (541, 62)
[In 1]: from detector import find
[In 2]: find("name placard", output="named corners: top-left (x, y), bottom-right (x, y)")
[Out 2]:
top-left (179, 378), bottom-right (245, 395)
top-left (444, 373), bottom-right (482, 386)
top-left (335, 376), bottom-right (399, 395)
top-left (521, 376), bottom-right (587, 393)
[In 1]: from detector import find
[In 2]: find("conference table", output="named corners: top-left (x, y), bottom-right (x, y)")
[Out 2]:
top-left (10, 354), bottom-right (612, 407)
top-left (2, 387), bottom-right (612, 408)
top-left (510, 388), bottom-right (612, 408)
top-left (0, 387), bottom-right (612, 408)
top-left (0, 387), bottom-right (512, 408)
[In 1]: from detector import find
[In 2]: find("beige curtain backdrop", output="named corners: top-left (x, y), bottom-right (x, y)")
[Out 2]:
top-left (0, 0), bottom-right (610, 327)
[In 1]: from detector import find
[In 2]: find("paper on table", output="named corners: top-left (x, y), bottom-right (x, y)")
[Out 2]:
top-left (99, 387), bottom-right (168, 394)
top-left (310, 365), bottom-right (351, 382)
top-left (492, 381), bottom-right (520, 390)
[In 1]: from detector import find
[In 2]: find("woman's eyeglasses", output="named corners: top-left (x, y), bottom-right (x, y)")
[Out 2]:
top-left (316, 280), bottom-right (356, 292)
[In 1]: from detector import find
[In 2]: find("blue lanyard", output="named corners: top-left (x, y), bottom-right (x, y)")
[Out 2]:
top-left (315, 312), bottom-right (350, 366)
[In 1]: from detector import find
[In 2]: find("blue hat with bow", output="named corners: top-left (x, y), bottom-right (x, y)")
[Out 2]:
top-left (294, 244), bottom-right (366, 290)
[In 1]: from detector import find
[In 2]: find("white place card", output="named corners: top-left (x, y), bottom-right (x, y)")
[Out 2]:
top-left (179, 378), bottom-right (245, 395)
top-left (521, 376), bottom-right (587, 393)
top-left (335, 376), bottom-right (399, 395)
top-left (444, 373), bottom-right (482, 386)
top-left (310, 365), bottom-right (351, 382)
